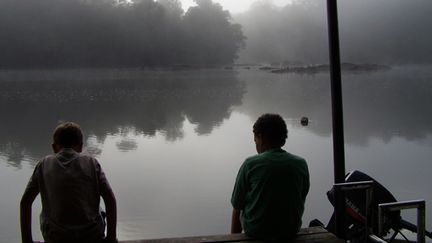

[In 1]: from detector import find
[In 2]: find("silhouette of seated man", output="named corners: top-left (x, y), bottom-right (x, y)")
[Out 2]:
top-left (20, 122), bottom-right (117, 243)
top-left (231, 113), bottom-right (310, 241)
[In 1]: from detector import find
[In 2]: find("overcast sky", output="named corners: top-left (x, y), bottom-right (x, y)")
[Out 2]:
top-left (179, 0), bottom-right (292, 13)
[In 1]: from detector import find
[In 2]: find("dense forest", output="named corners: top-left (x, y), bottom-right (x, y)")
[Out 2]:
top-left (237, 0), bottom-right (432, 65)
top-left (0, 0), bottom-right (245, 68)
top-left (2, 0), bottom-right (431, 68)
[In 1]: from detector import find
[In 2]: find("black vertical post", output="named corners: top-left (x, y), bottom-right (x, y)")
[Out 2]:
top-left (326, 0), bottom-right (346, 238)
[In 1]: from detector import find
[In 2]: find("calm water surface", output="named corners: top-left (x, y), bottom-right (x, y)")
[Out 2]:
top-left (0, 66), bottom-right (431, 242)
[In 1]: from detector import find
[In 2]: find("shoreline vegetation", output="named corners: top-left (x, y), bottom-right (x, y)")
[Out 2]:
top-left (0, 0), bottom-right (245, 69)
top-left (2, 0), bottom-right (431, 69)
top-left (261, 63), bottom-right (392, 74)
top-left (0, 63), bottom-right (391, 75)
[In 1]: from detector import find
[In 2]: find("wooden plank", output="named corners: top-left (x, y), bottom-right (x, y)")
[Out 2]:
top-left (120, 227), bottom-right (345, 243)
top-left (298, 227), bottom-right (329, 235)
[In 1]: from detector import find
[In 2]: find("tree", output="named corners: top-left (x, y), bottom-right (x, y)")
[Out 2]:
top-left (182, 0), bottom-right (245, 64)
top-left (0, 0), bottom-right (245, 68)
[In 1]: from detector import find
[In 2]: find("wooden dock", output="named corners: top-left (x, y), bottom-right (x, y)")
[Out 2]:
top-left (120, 227), bottom-right (345, 243)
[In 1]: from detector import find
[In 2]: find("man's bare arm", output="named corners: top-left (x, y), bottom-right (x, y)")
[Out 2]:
top-left (20, 188), bottom-right (39, 243)
top-left (101, 188), bottom-right (117, 242)
top-left (231, 208), bottom-right (242, 233)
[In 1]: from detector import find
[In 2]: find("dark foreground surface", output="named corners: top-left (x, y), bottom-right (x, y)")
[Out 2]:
top-left (120, 227), bottom-right (345, 243)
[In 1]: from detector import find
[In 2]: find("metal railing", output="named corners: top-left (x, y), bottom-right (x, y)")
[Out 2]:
top-left (333, 180), bottom-right (374, 240)
top-left (378, 200), bottom-right (426, 243)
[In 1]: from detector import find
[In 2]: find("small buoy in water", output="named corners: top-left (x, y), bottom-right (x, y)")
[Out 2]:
top-left (301, 117), bottom-right (309, 126)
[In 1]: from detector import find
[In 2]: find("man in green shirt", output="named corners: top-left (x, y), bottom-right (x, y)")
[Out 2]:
top-left (231, 113), bottom-right (310, 241)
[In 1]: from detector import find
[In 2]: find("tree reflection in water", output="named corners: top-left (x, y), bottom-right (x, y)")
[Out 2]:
top-left (0, 69), bottom-right (245, 167)
top-left (1, 66), bottom-right (432, 168)
top-left (239, 66), bottom-right (432, 146)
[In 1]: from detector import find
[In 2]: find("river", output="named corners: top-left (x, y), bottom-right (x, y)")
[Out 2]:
top-left (0, 66), bottom-right (431, 242)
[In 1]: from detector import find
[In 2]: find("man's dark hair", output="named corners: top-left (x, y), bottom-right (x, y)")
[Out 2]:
top-left (53, 122), bottom-right (83, 147)
top-left (253, 114), bottom-right (288, 147)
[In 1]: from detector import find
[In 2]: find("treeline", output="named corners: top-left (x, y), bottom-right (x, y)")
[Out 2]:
top-left (0, 0), bottom-right (245, 68)
top-left (236, 0), bottom-right (432, 65)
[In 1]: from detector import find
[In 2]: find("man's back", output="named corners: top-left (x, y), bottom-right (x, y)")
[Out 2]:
top-left (21, 122), bottom-right (117, 243)
top-left (231, 148), bottom-right (310, 240)
top-left (27, 148), bottom-right (108, 242)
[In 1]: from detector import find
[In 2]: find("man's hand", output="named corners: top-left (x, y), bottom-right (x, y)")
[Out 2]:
top-left (101, 188), bottom-right (117, 243)
top-left (20, 188), bottom-right (39, 243)
top-left (231, 208), bottom-right (243, 233)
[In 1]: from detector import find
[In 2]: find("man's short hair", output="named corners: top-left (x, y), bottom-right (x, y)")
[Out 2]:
top-left (253, 114), bottom-right (288, 147)
top-left (53, 122), bottom-right (83, 147)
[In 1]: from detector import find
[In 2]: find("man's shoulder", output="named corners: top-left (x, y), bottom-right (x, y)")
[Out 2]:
top-left (39, 152), bottom-right (100, 170)
top-left (76, 154), bottom-right (102, 170)
top-left (36, 154), bottom-right (57, 167)
top-left (282, 152), bottom-right (309, 173)
top-left (242, 150), bottom-right (308, 171)
top-left (255, 150), bottom-right (307, 168)
top-left (78, 153), bottom-right (98, 161)
top-left (253, 149), bottom-right (305, 161)
top-left (242, 151), bottom-right (278, 168)
top-left (243, 153), bottom-right (266, 165)
top-left (283, 151), bottom-right (307, 163)
top-left (42, 153), bottom-right (56, 160)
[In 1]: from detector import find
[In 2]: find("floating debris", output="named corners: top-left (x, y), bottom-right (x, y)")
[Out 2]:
top-left (301, 117), bottom-right (309, 126)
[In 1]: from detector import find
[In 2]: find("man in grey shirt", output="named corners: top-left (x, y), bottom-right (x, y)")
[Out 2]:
top-left (20, 122), bottom-right (117, 243)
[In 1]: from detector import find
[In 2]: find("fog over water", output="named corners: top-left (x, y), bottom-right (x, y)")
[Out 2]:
top-left (1, 0), bottom-right (432, 242)
top-left (236, 0), bottom-right (432, 65)
top-left (1, 0), bottom-right (432, 68)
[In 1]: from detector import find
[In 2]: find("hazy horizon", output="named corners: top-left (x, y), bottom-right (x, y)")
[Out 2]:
top-left (235, 0), bottom-right (432, 65)
top-left (1, 0), bottom-right (431, 68)
top-left (179, 0), bottom-right (293, 14)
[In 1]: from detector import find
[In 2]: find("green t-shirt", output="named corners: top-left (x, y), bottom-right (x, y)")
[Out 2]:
top-left (231, 148), bottom-right (310, 240)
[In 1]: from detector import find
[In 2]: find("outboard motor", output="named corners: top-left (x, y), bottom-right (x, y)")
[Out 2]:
top-left (310, 170), bottom-right (432, 242)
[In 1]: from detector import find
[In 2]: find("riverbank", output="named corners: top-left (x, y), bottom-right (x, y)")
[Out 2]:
top-left (264, 63), bottom-right (391, 74)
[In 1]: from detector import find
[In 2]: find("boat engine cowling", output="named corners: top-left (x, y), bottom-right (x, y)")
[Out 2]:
top-left (326, 170), bottom-right (401, 238)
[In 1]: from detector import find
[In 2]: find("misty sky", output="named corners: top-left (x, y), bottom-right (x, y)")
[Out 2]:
top-left (180, 0), bottom-right (292, 13)
top-left (2, 0), bottom-right (431, 66)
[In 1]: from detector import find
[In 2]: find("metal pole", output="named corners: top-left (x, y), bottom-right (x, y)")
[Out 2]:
top-left (417, 201), bottom-right (426, 243)
top-left (326, 0), bottom-right (346, 238)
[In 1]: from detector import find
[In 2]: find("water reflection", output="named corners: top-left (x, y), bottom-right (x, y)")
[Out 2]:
top-left (116, 139), bottom-right (138, 152)
top-left (0, 69), bottom-right (245, 167)
top-left (342, 67), bottom-right (432, 146)
top-left (239, 66), bottom-right (432, 146)
top-left (1, 66), bottom-right (431, 168)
